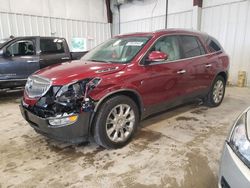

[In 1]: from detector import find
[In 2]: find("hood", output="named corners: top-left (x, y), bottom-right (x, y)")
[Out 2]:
top-left (35, 60), bottom-right (126, 85)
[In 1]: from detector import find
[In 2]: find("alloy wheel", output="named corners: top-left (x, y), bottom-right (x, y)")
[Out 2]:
top-left (212, 80), bottom-right (224, 104)
top-left (105, 104), bottom-right (135, 143)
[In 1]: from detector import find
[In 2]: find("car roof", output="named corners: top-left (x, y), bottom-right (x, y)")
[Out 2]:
top-left (116, 28), bottom-right (208, 38)
top-left (11, 36), bottom-right (65, 40)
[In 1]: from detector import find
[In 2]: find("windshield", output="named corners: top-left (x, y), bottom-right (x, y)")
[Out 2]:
top-left (0, 38), bottom-right (12, 49)
top-left (82, 36), bottom-right (151, 63)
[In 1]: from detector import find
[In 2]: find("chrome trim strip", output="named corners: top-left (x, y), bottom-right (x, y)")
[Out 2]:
top-left (144, 53), bottom-right (214, 66)
top-left (138, 33), bottom-right (222, 66)
top-left (0, 79), bottom-right (27, 82)
top-left (95, 66), bottom-right (119, 73)
top-left (32, 75), bottom-right (52, 83)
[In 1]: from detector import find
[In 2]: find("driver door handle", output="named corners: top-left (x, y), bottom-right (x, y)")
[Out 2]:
top-left (177, 69), bottom-right (186, 74)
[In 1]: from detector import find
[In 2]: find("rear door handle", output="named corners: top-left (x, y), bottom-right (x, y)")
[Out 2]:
top-left (177, 70), bottom-right (186, 74)
top-left (61, 57), bottom-right (70, 60)
top-left (205, 64), bottom-right (212, 68)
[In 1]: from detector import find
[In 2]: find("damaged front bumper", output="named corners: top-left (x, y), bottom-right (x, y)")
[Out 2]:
top-left (20, 102), bottom-right (92, 143)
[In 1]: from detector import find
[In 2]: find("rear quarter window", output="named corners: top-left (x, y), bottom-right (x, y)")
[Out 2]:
top-left (208, 40), bottom-right (221, 52)
top-left (206, 36), bottom-right (223, 53)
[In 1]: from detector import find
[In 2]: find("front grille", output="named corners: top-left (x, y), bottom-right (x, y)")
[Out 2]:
top-left (25, 75), bottom-right (52, 98)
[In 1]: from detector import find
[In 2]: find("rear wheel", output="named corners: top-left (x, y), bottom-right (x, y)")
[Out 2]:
top-left (93, 95), bottom-right (139, 149)
top-left (205, 75), bottom-right (225, 107)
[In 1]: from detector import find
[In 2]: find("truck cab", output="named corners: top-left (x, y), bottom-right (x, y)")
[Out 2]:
top-left (0, 36), bottom-right (71, 89)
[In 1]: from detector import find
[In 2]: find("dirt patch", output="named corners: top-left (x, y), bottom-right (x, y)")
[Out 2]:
top-left (176, 116), bottom-right (199, 121)
top-left (47, 143), bottom-right (105, 166)
top-left (1, 87), bottom-right (250, 188)
top-left (135, 129), bottom-right (163, 143)
top-left (103, 161), bottom-right (115, 170)
top-left (126, 183), bottom-right (159, 188)
top-left (191, 107), bottom-right (208, 115)
top-left (129, 129), bottom-right (163, 152)
top-left (180, 151), bottom-right (217, 188)
top-left (159, 151), bottom-right (217, 188)
top-left (0, 90), bottom-right (23, 104)
top-left (80, 146), bottom-right (105, 167)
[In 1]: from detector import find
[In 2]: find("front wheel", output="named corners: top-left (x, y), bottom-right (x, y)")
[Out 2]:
top-left (205, 75), bottom-right (225, 107)
top-left (93, 95), bottom-right (139, 149)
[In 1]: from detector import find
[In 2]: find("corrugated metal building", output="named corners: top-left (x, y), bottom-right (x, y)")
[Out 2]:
top-left (0, 0), bottom-right (111, 50)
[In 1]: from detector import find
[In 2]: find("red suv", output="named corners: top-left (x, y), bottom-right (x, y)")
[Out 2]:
top-left (20, 29), bottom-right (229, 149)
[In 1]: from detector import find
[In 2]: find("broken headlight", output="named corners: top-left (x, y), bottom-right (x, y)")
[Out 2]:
top-left (55, 78), bottom-right (101, 104)
top-left (229, 108), bottom-right (250, 168)
top-left (56, 82), bottom-right (84, 104)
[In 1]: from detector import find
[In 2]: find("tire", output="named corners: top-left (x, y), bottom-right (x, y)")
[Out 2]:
top-left (205, 75), bottom-right (226, 107)
top-left (93, 95), bottom-right (139, 149)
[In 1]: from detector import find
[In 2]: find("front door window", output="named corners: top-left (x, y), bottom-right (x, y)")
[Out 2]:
top-left (151, 36), bottom-right (181, 62)
top-left (6, 40), bottom-right (35, 56)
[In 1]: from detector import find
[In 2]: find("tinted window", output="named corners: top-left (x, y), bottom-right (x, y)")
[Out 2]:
top-left (197, 38), bottom-right (206, 54)
top-left (150, 36), bottom-right (181, 62)
top-left (181, 36), bottom-right (204, 58)
top-left (40, 38), bottom-right (65, 54)
top-left (6, 40), bottom-right (35, 56)
top-left (209, 40), bottom-right (221, 52)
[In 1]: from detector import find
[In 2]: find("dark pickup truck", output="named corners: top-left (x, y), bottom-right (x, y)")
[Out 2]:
top-left (0, 36), bottom-right (86, 89)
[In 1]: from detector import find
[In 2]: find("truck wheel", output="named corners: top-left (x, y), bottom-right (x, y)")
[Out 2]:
top-left (205, 75), bottom-right (225, 107)
top-left (93, 95), bottom-right (139, 149)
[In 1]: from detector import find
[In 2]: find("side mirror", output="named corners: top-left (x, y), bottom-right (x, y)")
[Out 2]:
top-left (0, 49), bottom-right (3, 56)
top-left (3, 48), bottom-right (11, 57)
top-left (146, 51), bottom-right (168, 64)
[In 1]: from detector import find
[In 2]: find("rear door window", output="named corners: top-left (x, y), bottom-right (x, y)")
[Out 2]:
top-left (40, 38), bottom-right (65, 54)
top-left (180, 36), bottom-right (205, 58)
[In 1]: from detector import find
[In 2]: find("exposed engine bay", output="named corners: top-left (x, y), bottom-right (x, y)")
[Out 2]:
top-left (27, 78), bottom-right (101, 119)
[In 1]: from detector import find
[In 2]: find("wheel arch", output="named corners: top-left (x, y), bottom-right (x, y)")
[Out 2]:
top-left (208, 71), bottom-right (228, 94)
top-left (217, 71), bottom-right (228, 83)
top-left (209, 71), bottom-right (228, 89)
top-left (93, 89), bottom-right (144, 117)
top-left (88, 89), bottom-right (144, 135)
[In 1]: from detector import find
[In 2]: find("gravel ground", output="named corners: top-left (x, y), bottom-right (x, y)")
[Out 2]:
top-left (0, 87), bottom-right (250, 188)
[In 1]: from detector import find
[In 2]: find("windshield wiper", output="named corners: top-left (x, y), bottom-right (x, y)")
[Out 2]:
top-left (88, 59), bottom-right (112, 63)
top-left (101, 60), bottom-right (112, 64)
